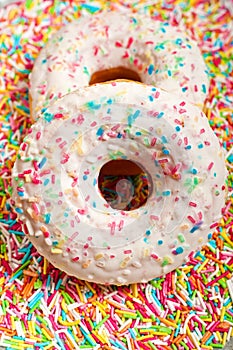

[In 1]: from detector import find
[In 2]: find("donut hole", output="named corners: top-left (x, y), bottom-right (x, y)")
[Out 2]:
top-left (89, 66), bottom-right (141, 85)
top-left (98, 159), bottom-right (152, 211)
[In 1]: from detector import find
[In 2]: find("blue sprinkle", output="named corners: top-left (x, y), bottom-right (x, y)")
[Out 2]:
top-left (161, 135), bottom-right (168, 144)
top-left (191, 168), bottom-right (197, 174)
top-left (86, 101), bottom-right (101, 110)
top-left (175, 38), bottom-right (182, 45)
top-left (198, 143), bottom-right (204, 149)
top-left (158, 240), bottom-right (163, 245)
top-left (43, 178), bottom-right (49, 186)
top-left (148, 64), bottom-right (154, 75)
top-left (146, 230), bottom-right (151, 236)
top-left (162, 148), bottom-right (170, 155)
top-left (96, 127), bottom-right (104, 136)
top-left (202, 84), bottom-right (207, 93)
top-left (175, 246), bottom-right (184, 254)
top-left (43, 112), bottom-right (54, 122)
top-left (42, 58), bottom-right (47, 64)
top-left (18, 191), bottom-right (24, 197)
top-left (93, 178), bottom-right (97, 186)
top-left (175, 126), bottom-right (181, 132)
top-left (81, 3), bottom-right (100, 13)
top-left (15, 207), bottom-right (24, 214)
top-left (44, 213), bottom-right (51, 224)
top-left (162, 190), bottom-right (171, 196)
top-left (190, 224), bottom-right (202, 233)
top-left (92, 202), bottom-right (96, 208)
top-left (182, 87), bottom-right (188, 92)
top-left (83, 175), bottom-right (88, 181)
top-left (149, 95), bottom-right (154, 101)
top-left (157, 112), bottom-right (164, 119)
top-left (185, 145), bottom-right (192, 150)
top-left (168, 70), bottom-right (172, 76)
top-left (38, 157), bottom-right (47, 169)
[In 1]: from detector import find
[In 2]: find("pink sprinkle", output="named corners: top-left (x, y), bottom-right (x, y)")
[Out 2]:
top-left (189, 202), bottom-right (197, 207)
top-left (150, 215), bottom-right (159, 220)
top-left (187, 215), bottom-right (196, 224)
top-left (118, 220), bottom-right (124, 231)
top-left (54, 113), bottom-right (64, 119)
top-left (150, 137), bottom-right (157, 146)
top-left (124, 250), bottom-right (132, 254)
top-left (200, 128), bottom-right (205, 134)
top-left (33, 160), bottom-right (38, 171)
top-left (174, 119), bottom-right (183, 125)
top-left (90, 121), bottom-right (97, 127)
top-left (210, 222), bottom-right (219, 229)
top-left (51, 174), bottom-right (55, 184)
top-left (21, 142), bottom-right (27, 151)
top-left (126, 37), bottom-right (133, 49)
top-left (207, 162), bottom-right (214, 171)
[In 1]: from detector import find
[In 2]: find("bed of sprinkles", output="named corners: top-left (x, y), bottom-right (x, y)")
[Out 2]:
top-left (0, 0), bottom-right (232, 349)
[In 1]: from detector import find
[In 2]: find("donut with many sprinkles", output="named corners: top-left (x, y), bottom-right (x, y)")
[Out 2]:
top-left (29, 11), bottom-right (210, 119)
top-left (12, 81), bottom-right (227, 285)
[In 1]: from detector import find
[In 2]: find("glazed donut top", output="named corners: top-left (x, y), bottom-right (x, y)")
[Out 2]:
top-left (12, 81), bottom-right (226, 285)
top-left (30, 11), bottom-right (209, 119)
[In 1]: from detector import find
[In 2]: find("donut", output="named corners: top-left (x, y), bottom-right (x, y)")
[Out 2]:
top-left (29, 11), bottom-right (210, 119)
top-left (12, 81), bottom-right (227, 285)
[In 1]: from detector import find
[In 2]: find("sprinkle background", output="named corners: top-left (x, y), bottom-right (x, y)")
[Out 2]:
top-left (0, 0), bottom-right (232, 349)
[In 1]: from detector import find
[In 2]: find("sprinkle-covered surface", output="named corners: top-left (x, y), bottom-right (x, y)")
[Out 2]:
top-left (0, 0), bottom-right (232, 349)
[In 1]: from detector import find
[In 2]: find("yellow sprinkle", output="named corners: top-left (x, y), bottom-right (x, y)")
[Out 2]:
top-left (220, 307), bottom-right (226, 322)
top-left (222, 332), bottom-right (228, 346)
top-left (8, 144), bottom-right (19, 151)
top-left (58, 317), bottom-right (80, 326)
top-left (216, 331), bottom-right (223, 342)
top-left (175, 310), bottom-right (181, 324)
top-left (131, 283), bottom-right (138, 298)
top-left (75, 284), bottom-right (84, 303)
top-left (126, 300), bottom-right (135, 310)
top-left (115, 310), bottom-right (136, 317)
top-left (201, 346), bottom-right (213, 349)
top-left (41, 327), bottom-right (53, 340)
top-left (142, 318), bottom-right (152, 323)
top-left (51, 247), bottom-right (63, 254)
top-left (43, 258), bottom-right (48, 275)
top-left (0, 196), bottom-right (6, 209)
top-left (92, 330), bottom-right (107, 344)
top-left (85, 281), bottom-right (96, 294)
top-left (137, 335), bottom-right (158, 341)
top-left (221, 230), bottom-right (233, 247)
top-left (197, 258), bottom-right (209, 273)
top-left (93, 301), bottom-right (107, 317)
top-left (159, 317), bottom-right (178, 329)
top-left (61, 299), bottom-right (68, 313)
top-left (10, 316), bottom-right (16, 331)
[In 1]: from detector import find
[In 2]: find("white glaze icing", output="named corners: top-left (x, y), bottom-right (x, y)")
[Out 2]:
top-left (30, 11), bottom-right (210, 119)
top-left (12, 82), bottom-right (227, 285)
